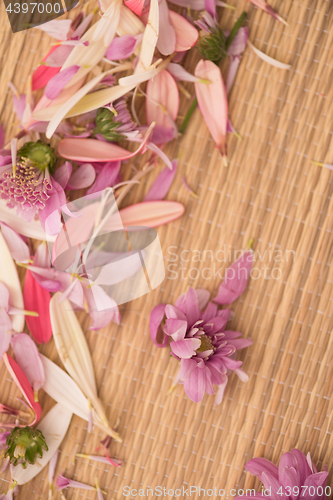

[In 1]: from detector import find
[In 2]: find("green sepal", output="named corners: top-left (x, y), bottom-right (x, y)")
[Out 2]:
top-left (94, 107), bottom-right (125, 142)
top-left (198, 26), bottom-right (226, 64)
top-left (5, 426), bottom-right (48, 469)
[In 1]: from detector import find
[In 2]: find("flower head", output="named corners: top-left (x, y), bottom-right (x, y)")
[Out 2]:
top-left (95, 99), bottom-right (137, 142)
top-left (196, 12), bottom-right (226, 63)
top-left (158, 287), bottom-right (252, 404)
top-left (5, 426), bottom-right (48, 468)
top-left (237, 449), bottom-right (329, 500)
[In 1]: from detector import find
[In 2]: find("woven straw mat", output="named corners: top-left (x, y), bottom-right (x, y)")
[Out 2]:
top-left (1, 0), bottom-right (333, 498)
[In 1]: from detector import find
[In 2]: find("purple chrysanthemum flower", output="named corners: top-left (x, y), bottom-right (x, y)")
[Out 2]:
top-left (236, 450), bottom-right (329, 500)
top-left (150, 249), bottom-right (254, 404)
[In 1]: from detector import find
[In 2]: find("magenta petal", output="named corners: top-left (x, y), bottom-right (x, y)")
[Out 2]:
top-left (106, 35), bottom-right (137, 60)
top-left (261, 472), bottom-right (286, 500)
top-left (170, 338), bottom-right (200, 358)
top-left (87, 161), bottom-right (121, 195)
top-left (205, 0), bottom-right (216, 18)
top-left (124, 0), bottom-right (144, 15)
top-left (0, 223), bottom-right (30, 263)
top-left (165, 304), bottom-right (187, 321)
top-left (150, 303), bottom-right (168, 347)
top-left (3, 353), bottom-right (42, 424)
top-left (53, 161), bottom-right (72, 189)
top-left (245, 457), bottom-right (279, 481)
top-left (185, 287), bottom-right (201, 326)
top-left (0, 125), bottom-right (4, 149)
top-left (45, 65), bottom-right (81, 100)
top-left (202, 302), bottom-right (218, 322)
top-left (229, 338), bottom-right (253, 350)
top-left (11, 333), bottom-right (45, 394)
top-left (214, 250), bottom-right (253, 305)
top-left (227, 27), bottom-right (248, 57)
top-left (183, 362), bottom-right (206, 403)
top-left (144, 160), bottom-right (177, 201)
top-left (67, 163), bottom-right (96, 190)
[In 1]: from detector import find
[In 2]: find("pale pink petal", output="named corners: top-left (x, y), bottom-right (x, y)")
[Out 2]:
top-left (39, 179), bottom-right (67, 236)
top-left (13, 94), bottom-right (26, 122)
top-left (3, 353), bottom-right (42, 424)
top-left (67, 164), bottom-right (96, 190)
top-left (52, 161), bottom-right (73, 189)
top-left (194, 59), bottom-right (228, 157)
top-left (11, 333), bottom-right (45, 395)
top-left (87, 161), bottom-right (121, 195)
top-left (35, 19), bottom-right (72, 40)
top-left (49, 450), bottom-right (59, 485)
top-left (164, 318), bottom-right (187, 341)
top-left (178, 358), bottom-right (197, 380)
top-left (83, 285), bottom-right (120, 330)
top-left (195, 289), bottom-right (210, 310)
top-left (24, 269), bottom-right (52, 344)
top-left (157, 0), bottom-right (176, 56)
top-left (146, 70), bottom-right (179, 130)
top-left (226, 27), bottom-right (248, 57)
top-left (106, 35), bottom-right (137, 60)
top-left (0, 223), bottom-right (30, 263)
top-left (185, 287), bottom-right (201, 326)
top-left (183, 362), bottom-right (206, 402)
top-left (0, 282), bottom-right (10, 311)
top-left (169, 10), bottom-right (198, 52)
top-left (229, 338), bottom-right (253, 350)
top-left (167, 63), bottom-right (202, 83)
top-left (0, 309), bottom-right (12, 357)
top-left (150, 303), bottom-right (168, 347)
top-left (150, 125), bottom-right (177, 145)
top-left (248, 40), bottom-right (291, 69)
top-left (214, 374), bottom-right (228, 405)
top-left (226, 57), bottom-right (241, 94)
top-left (214, 249), bottom-right (253, 305)
top-left (170, 338), bottom-right (201, 358)
top-left (104, 201), bottom-right (185, 230)
top-left (44, 45), bottom-right (73, 67)
top-left (45, 65), bottom-right (81, 100)
top-left (124, 0), bottom-right (145, 15)
top-left (32, 46), bottom-right (62, 90)
top-left (144, 160), bottom-right (177, 201)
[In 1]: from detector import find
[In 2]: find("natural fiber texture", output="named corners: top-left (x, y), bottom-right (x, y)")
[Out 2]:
top-left (1, 0), bottom-right (333, 498)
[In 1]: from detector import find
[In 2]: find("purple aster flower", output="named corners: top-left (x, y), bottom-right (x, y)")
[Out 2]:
top-left (236, 449), bottom-right (329, 500)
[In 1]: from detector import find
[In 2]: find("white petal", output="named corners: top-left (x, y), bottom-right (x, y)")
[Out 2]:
top-left (135, 0), bottom-right (159, 73)
top-left (11, 404), bottom-right (72, 485)
top-left (247, 40), bottom-right (291, 70)
top-left (0, 231), bottom-right (24, 332)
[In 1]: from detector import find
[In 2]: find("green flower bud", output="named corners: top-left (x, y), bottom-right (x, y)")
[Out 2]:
top-left (198, 27), bottom-right (226, 64)
top-left (17, 140), bottom-right (56, 173)
top-left (5, 426), bottom-right (48, 469)
top-left (95, 107), bottom-right (124, 142)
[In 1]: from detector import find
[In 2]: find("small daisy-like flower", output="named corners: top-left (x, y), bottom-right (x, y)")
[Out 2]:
top-left (94, 98), bottom-right (138, 142)
top-left (5, 426), bottom-right (48, 468)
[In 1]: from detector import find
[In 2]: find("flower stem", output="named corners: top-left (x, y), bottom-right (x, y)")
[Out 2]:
top-left (226, 11), bottom-right (247, 50)
top-left (179, 98), bottom-right (198, 135)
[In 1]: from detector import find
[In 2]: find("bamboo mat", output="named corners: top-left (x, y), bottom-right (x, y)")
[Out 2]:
top-left (1, 0), bottom-right (333, 498)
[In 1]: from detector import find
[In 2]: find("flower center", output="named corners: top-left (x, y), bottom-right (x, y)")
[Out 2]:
top-left (17, 140), bottom-right (56, 173)
top-left (197, 333), bottom-right (215, 353)
top-left (13, 442), bottom-right (26, 458)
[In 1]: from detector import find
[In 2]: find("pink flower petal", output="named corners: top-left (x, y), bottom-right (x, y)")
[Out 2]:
top-left (183, 362), bottom-right (206, 402)
top-left (45, 65), bottom-right (81, 100)
top-left (169, 10), bottom-right (198, 52)
top-left (146, 70), bottom-right (179, 130)
top-left (83, 285), bottom-right (121, 330)
top-left (3, 353), bottom-right (42, 424)
top-left (214, 249), bottom-right (253, 305)
top-left (67, 163), bottom-right (96, 190)
top-left (0, 223), bottom-right (30, 263)
top-left (185, 287), bottom-right (201, 326)
top-left (170, 338), bottom-right (201, 358)
top-left (44, 45), bottom-right (73, 67)
top-left (164, 318), bottom-right (187, 341)
top-left (247, 0), bottom-right (287, 24)
top-left (104, 201), bottom-right (185, 230)
top-left (167, 63), bottom-right (201, 83)
top-left (58, 125), bottom-right (153, 163)
top-left (0, 309), bottom-right (12, 358)
top-left (178, 358), bottom-right (197, 380)
top-left (144, 160), bottom-right (177, 201)
top-left (195, 59), bottom-right (228, 158)
top-left (36, 19), bottom-right (72, 40)
top-left (245, 457), bottom-right (279, 481)
top-left (39, 178), bottom-right (67, 236)
top-left (32, 46), bottom-right (61, 91)
top-left (226, 27), bottom-right (249, 57)
top-left (87, 161), bottom-right (121, 195)
top-left (157, 0), bottom-right (176, 56)
top-left (150, 304), bottom-right (168, 347)
top-left (52, 161), bottom-right (72, 189)
top-left (106, 35), bottom-right (137, 60)
top-left (23, 269), bottom-right (52, 344)
top-left (289, 449), bottom-right (312, 484)
top-left (124, 0), bottom-right (145, 15)
top-left (10, 333), bottom-right (45, 395)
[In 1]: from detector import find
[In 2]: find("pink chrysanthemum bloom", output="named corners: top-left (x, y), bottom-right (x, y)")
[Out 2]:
top-left (236, 449), bottom-right (329, 500)
top-left (150, 249), bottom-right (254, 404)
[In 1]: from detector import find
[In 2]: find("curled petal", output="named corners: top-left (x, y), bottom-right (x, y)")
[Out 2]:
top-left (3, 353), bottom-right (42, 425)
top-left (150, 303), bottom-right (168, 347)
top-left (67, 163), bottom-right (96, 190)
top-left (194, 59), bottom-right (228, 158)
top-left (170, 338), bottom-right (201, 358)
top-left (52, 161), bottom-right (72, 189)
